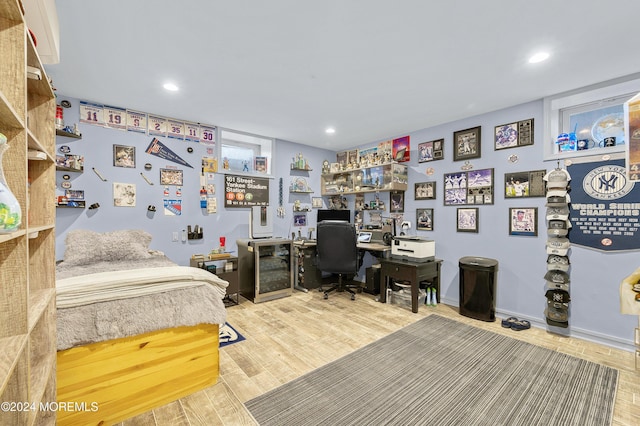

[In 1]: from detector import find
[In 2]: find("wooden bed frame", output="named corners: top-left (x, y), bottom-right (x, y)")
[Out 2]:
top-left (56, 323), bottom-right (220, 425)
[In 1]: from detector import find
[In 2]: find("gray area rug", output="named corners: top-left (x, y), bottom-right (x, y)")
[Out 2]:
top-left (245, 315), bottom-right (618, 426)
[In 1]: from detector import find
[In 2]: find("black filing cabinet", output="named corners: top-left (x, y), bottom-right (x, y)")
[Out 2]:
top-left (459, 256), bottom-right (498, 322)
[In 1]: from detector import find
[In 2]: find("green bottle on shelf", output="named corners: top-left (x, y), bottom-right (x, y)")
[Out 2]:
top-left (0, 133), bottom-right (22, 233)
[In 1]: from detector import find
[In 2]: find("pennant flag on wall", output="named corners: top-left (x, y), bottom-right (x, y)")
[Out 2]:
top-left (145, 138), bottom-right (193, 168)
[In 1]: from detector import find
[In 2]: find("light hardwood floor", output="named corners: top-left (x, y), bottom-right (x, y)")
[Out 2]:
top-left (119, 290), bottom-right (640, 426)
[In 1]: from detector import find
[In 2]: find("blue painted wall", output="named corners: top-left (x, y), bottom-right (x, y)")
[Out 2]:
top-left (55, 95), bottom-right (638, 350)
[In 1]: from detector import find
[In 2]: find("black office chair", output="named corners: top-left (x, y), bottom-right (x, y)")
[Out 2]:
top-left (316, 220), bottom-right (360, 300)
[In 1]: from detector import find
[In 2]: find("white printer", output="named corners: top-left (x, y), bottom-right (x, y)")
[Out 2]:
top-left (391, 236), bottom-right (435, 262)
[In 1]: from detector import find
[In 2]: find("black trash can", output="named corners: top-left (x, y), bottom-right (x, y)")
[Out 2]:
top-left (459, 256), bottom-right (499, 322)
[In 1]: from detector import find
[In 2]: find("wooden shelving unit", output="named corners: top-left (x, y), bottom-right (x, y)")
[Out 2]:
top-left (320, 162), bottom-right (408, 195)
top-left (0, 1), bottom-right (57, 424)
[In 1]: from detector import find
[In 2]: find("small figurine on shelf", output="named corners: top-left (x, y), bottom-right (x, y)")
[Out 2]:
top-left (292, 153), bottom-right (311, 170)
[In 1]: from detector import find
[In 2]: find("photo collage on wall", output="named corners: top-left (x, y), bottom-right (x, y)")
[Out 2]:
top-left (444, 168), bottom-right (494, 205)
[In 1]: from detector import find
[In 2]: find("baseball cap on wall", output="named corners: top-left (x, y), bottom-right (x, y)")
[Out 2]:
top-left (546, 237), bottom-right (570, 255)
top-left (545, 288), bottom-right (571, 303)
top-left (547, 219), bottom-right (572, 237)
top-left (546, 280), bottom-right (569, 292)
top-left (546, 254), bottom-right (570, 272)
top-left (546, 206), bottom-right (570, 221)
top-left (544, 269), bottom-right (570, 284)
top-left (546, 193), bottom-right (571, 207)
top-left (545, 300), bottom-right (569, 327)
top-left (544, 169), bottom-right (571, 189)
top-left (546, 189), bottom-right (568, 198)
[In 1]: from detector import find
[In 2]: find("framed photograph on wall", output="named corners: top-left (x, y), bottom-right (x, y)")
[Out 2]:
top-left (453, 126), bottom-right (481, 161)
top-left (113, 144), bottom-right (136, 168)
top-left (311, 197), bottom-right (323, 208)
top-left (293, 213), bottom-right (307, 227)
top-left (336, 151), bottom-right (348, 169)
top-left (505, 170), bottom-right (546, 198)
top-left (444, 168), bottom-right (494, 205)
top-left (418, 139), bottom-right (444, 162)
top-left (390, 190), bottom-right (405, 213)
top-left (494, 118), bottom-right (534, 150)
top-left (457, 208), bottom-right (478, 233)
top-left (415, 182), bottom-right (436, 200)
top-left (347, 149), bottom-right (359, 167)
top-left (416, 208), bottom-right (434, 231)
top-left (160, 168), bottom-right (184, 186)
top-left (509, 207), bottom-right (537, 236)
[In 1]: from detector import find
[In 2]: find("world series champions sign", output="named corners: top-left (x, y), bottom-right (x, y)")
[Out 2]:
top-left (567, 159), bottom-right (640, 251)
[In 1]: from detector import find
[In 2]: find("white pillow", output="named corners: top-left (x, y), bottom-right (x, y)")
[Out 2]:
top-left (63, 229), bottom-right (153, 266)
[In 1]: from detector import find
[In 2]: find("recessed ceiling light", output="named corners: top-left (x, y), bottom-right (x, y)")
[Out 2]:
top-left (163, 82), bottom-right (179, 91)
top-left (325, 127), bottom-right (336, 134)
top-left (528, 52), bottom-right (549, 64)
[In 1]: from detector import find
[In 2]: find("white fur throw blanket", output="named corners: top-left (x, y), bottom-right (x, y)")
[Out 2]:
top-left (56, 264), bottom-right (228, 350)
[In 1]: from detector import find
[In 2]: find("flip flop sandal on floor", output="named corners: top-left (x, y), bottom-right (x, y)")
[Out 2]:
top-left (501, 317), bottom-right (518, 328)
top-left (511, 320), bottom-right (531, 331)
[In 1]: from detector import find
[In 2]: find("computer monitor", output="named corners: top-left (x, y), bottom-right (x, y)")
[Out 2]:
top-left (317, 209), bottom-right (350, 223)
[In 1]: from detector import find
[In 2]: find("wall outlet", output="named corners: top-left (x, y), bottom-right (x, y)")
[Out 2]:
top-left (172, 232), bottom-right (179, 242)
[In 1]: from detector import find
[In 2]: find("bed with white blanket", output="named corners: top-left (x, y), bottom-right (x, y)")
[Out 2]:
top-left (55, 229), bottom-right (228, 425)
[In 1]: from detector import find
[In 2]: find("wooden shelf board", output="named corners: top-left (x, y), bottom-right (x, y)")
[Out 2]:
top-left (27, 224), bottom-right (54, 234)
top-left (0, 229), bottom-right (26, 244)
top-left (25, 37), bottom-right (54, 99)
top-left (0, 335), bottom-right (28, 396)
top-left (28, 289), bottom-right (54, 333)
top-left (27, 129), bottom-right (54, 161)
top-left (0, 90), bottom-right (24, 130)
top-left (0, 1), bottom-right (23, 21)
top-left (28, 351), bottom-right (55, 425)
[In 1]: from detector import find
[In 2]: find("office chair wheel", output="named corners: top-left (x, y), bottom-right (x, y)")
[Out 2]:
top-left (323, 293), bottom-right (328, 299)
top-left (350, 294), bottom-right (355, 301)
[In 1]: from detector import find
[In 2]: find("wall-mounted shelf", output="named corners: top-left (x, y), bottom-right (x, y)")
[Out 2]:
top-left (56, 129), bottom-right (82, 139)
top-left (56, 202), bottom-right (86, 209)
top-left (56, 166), bottom-right (84, 173)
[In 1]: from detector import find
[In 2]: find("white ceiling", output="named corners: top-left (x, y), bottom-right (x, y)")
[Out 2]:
top-left (43, 0), bottom-right (640, 151)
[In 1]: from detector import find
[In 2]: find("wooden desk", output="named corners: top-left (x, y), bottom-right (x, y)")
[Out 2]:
top-left (379, 258), bottom-right (442, 313)
top-left (357, 242), bottom-right (391, 257)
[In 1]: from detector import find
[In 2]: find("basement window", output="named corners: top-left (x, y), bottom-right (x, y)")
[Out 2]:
top-left (219, 129), bottom-right (273, 175)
